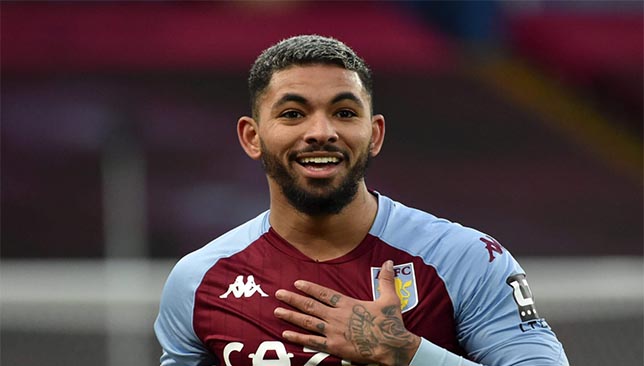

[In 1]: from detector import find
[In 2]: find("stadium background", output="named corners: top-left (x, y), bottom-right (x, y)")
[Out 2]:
top-left (1, 1), bottom-right (642, 365)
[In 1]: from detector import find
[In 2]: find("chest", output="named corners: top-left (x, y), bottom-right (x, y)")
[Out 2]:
top-left (193, 245), bottom-right (460, 365)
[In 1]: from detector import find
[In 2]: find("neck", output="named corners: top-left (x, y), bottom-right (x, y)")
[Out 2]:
top-left (268, 183), bottom-right (378, 261)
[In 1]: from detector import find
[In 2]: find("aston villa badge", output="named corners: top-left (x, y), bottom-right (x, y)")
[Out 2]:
top-left (371, 262), bottom-right (418, 313)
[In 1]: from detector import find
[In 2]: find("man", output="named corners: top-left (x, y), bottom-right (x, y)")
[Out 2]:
top-left (155, 35), bottom-right (569, 366)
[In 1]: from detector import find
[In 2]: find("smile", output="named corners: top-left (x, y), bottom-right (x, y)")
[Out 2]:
top-left (298, 156), bottom-right (341, 165)
top-left (294, 153), bottom-right (345, 177)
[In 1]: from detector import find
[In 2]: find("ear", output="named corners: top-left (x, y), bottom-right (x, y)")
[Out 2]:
top-left (237, 116), bottom-right (262, 160)
top-left (369, 114), bottom-right (386, 157)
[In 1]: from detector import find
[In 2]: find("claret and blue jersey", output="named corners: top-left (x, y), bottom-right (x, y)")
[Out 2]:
top-left (155, 192), bottom-right (568, 366)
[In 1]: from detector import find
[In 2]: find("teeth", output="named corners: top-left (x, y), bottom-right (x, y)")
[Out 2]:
top-left (299, 156), bottom-right (340, 164)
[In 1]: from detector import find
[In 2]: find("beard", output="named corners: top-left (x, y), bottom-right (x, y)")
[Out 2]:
top-left (260, 140), bottom-right (371, 216)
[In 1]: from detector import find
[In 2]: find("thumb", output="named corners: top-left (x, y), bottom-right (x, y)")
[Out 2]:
top-left (377, 260), bottom-right (400, 304)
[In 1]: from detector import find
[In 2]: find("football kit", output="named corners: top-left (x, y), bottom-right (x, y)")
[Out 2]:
top-left (155, 192), bottom-right (569, 366)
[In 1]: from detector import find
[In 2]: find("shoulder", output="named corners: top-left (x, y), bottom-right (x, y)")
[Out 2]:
top-left (373, 194), bottom-right (523, 303)
top-left (372, 194), bottom-right (495, 264)
top-left (154, 210), bottom-right (271, 358)
top-left (372, 196), bottom-right (567, 364)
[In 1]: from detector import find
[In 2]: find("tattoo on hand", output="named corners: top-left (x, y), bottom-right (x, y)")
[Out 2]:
top-left (346, 304), bottom-right (415, 365)
top-left (378, 305), bottom-right (413, 347)
top-left (347, 305), bottom-right (378, 357)
top-left (316, 322), bottom-right (325, 333)
top-left (311, 339), bottom-right (328, 351)
top-left (330, 294), bottom-right (341, 306)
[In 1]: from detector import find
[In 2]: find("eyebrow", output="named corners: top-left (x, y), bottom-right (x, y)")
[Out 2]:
top-left (330, 92), bottom-right (365, 109)
top-left (272, 93), bottom-right (309, 111)
top-left (272, 92), bottom-right (365, 111)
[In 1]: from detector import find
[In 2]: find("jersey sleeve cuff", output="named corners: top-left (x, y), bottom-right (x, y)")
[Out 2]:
top-left (409, 338), bottom-right (481, 366)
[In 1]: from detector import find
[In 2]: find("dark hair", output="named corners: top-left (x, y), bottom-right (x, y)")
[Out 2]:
top-left (248, 35), bottom-right (373, 118)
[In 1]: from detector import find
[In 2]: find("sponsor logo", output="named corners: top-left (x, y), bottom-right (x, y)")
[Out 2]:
top-left (223, 341), bottom-right (377, 366)
top-left (371, 262), bottom-right (418, 313)
top-left (220, 275), bottom-right (269, 299)
top-left (506, 273), bottom-right (539, 322)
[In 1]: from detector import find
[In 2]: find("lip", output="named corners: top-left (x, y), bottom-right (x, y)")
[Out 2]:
top-left (295, 161), bottom-right (343, 179)
top-left (293, 152), bottom-right (345, 179)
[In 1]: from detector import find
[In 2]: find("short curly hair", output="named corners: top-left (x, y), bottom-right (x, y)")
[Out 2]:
top-left (248, 35), bottom-right (373, 118)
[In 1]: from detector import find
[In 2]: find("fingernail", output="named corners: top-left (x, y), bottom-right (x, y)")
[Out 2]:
top-left (294, 280), bottom-right (304, 289)
top-left (275, 290), bottom-right (285, 299)
top-left (274, 307), bottom-right (285, 316)
top-left (385, 260), bottom-right (393, 271)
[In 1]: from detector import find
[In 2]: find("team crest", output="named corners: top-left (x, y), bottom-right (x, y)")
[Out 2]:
top-left (371, 262), bottom-right (418, 313)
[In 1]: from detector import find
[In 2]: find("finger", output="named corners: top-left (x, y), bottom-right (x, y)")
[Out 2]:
top-left (293, 280), bottom-right (346, 308)
top-left (275, 289), bottom-right (329, 318)
top-left (282, 330), bottom-right (330, 353)
top-left (274, 307), bottom-right (328, 335)
top-left (377, 260), bottom-right (400, 303)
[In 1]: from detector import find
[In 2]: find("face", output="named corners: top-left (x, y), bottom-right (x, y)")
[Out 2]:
top-left (238, 64), bottom-right (385, 216)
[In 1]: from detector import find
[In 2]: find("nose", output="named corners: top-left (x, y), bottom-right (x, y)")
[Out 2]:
top-left (303, 113), bottom-right (338, 145)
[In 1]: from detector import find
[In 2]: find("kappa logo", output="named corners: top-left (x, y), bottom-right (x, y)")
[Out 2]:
top-left (371, 262), bottom-right (418, 313)
top-left (220, 275), bottom-right (269, 299)
top-left (480, 235), bottom-right (504, 263)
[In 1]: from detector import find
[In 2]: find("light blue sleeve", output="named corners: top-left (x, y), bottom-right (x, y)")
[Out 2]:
top-left (448, 234), bottom-right (569, 365)
top-left (154, 254), bottom-right (217, 366)
top-left (411, 233), bottom-right (569, 366)
top-left (370, 196), bottom-right (569, 365)
top-left (370, 196), bottom-right (568, 365)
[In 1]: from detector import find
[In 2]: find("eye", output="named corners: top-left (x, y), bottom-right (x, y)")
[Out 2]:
top-left (280, 110), bottom-right (303, 119)
top-left (336, 109), bottom-right (357, 119)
